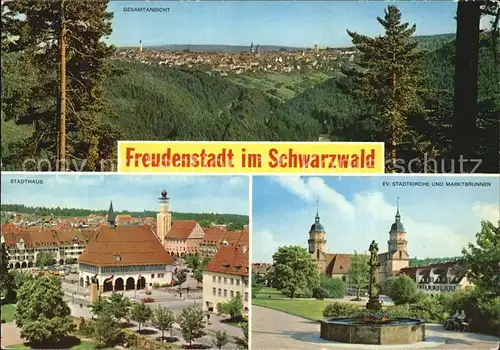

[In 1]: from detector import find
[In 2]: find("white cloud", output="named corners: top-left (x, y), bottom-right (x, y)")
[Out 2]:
top-left (252, 230), bottom-right (284, 263)
top-left (473, 202), bottom-right (500, 223)
top-left (480, 14), bottom-right (495, 30)
top-left (253, 177), bottom-right (490, 262)
top-left (273, 176), bottom-right (355, 220)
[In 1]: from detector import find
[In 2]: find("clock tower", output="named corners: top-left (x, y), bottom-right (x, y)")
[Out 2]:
top-left (308, 200), bottom-right (327, 274)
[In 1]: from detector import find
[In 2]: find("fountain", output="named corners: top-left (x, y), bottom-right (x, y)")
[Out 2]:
top-left (319, 240), bottom-right (426, 345)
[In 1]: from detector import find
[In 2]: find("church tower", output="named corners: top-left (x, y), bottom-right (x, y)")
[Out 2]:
top-left (387, 197), bottom-right (409, 274)
top-left (157, 190), bottom-right (172, 248)
top-left (308, 200), bottom-right (327, 274)
top-left (107, 201), bottom-right (116, 229)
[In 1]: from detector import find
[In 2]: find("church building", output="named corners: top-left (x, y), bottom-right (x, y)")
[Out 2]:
top-left (78, 199), bottom-right (174, 294)
top-left (309, 199), bottom-right (409, 286)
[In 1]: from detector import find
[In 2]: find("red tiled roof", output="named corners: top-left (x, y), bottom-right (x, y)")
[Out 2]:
top-left (325, 253), bottom-right (353, 275)
top-left (202, 228), bottom-right (226, 244)
top-left (205, 245), bottom-right (249, 277)
top-left (165, 220), bottom-right (198, 240)
top-left (78, 224), bottom-right (173, 266)
top-left (1, 225), bottom-right (94, 247)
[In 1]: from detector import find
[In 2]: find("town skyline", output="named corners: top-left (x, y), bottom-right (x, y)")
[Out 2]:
top-left (1, 174), bottom-right (249, 215)
top-left (252, 176), bottom-right (500, 262)
top-left (107, 1), bottom-right (462, 47)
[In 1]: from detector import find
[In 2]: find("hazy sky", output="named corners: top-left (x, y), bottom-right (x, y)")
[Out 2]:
top-left (252, 175), bottom-right (500, 262)
top-left (107, 1), bottom-right (459, 47)
top-left (1, 174), bottom-right (249, 215)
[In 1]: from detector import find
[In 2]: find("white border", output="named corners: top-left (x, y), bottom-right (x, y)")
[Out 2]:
top-left (247, 175), bottom-right (253, 350)
top-left (1, 171), bottom-right (497, 177)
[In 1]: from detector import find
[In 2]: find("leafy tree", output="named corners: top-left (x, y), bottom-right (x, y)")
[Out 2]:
top-left (347, 252), bottom-right (369, 300)
top-left (14, 275), bottom-right (74, 346)
top-left (0, 242), bottom-right (13, 299)
top-left (151, 306), bottom-right (175, 342)
top-left (177, 307), bottom-right (206, 347)
top-left (212, 330), bottom-right (229, 349)
top-left (2, 0), bottom-right (122, 171)
top-left (345, 5), bottom-right (425, 171)
top-left (88, 296), bottom-right (109, 319)
top-left (387, 275), bottom-right (417, 305)
top-left (462, 220), bottom-right (500, 298)
top-left (194, 268), bottom-right (204, 286)
top-left (107, 292), bottom-right (131, 322)
top-left (174, 268), bottom-right (188, 286)
top-left (130, 302), bottom-right (152, 332)
top-left (234, 323), bottom-right (248, 349)
top-left (272, 245), bottom-right (319, 298)
top-left (251, 272), bottom-right (263, 298)
top-left (35, 252), bottom-right (55, 268)
top-left (92, 311), bottom-right (122, 348)
top-left (320, 275), bottom-right (346, 299)
top-left (217, 294), bottom-right (243, 321)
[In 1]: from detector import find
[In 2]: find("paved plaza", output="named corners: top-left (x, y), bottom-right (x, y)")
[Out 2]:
top-left (251, 306), bottom-right (500, 350)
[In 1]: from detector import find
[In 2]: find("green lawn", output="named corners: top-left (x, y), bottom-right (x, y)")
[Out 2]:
top-left (252, 287), bottom-right (331, 321)
top-left (1, 303), bottom-right (16, 322)
top-left (7, 340), bottom-right (97, 349)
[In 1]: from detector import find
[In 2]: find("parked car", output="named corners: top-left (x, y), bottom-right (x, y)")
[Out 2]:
top-left (141, 297), bottom-right (155, 303)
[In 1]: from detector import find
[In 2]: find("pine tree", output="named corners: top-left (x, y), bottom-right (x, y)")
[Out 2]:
top-left (3, 0), bottom-right (122, 171)
top-left (0, 242), bottom-right (13, 299)
top-left (344, 5), bottom-right (425, 171)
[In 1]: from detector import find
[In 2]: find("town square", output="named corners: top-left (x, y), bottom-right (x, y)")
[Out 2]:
top-left (1, 173), bottom-right (249, 349)
top-left (251, 175), bottom-right (500, 349)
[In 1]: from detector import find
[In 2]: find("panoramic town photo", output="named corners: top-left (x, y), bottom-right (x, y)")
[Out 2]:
top-left (251, 175), bottom-right (499, 349)
top-left (0, 174), bottom-right (249, 349)
top-left (1, 1), bottom-right (499, 172)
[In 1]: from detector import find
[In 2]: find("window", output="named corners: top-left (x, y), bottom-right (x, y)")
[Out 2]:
top-left (230, 278), bottom-right (234, 285)
top-left (213, 276), bottom-right (216, 283)
top-left (224, 289), bottom-right (227, 297)
top-left (218, 288), bottom-right (221, 297)
top-left (158, 273), bottom-right (164, 278)
top-left (224, 277), bottom-right (227, 284)
top-left (151, 274), bottom-right (154, 279)
top-left (230, 290), bottom-right (234, 298)
top-left (244, 292), bottom-right (248, 301)
top-left (236, 292), bottom-right (240, 297)
top-left (218, 276), bottom-right (221, 283)
top-left (236, 279), bottom-right (240, 286)
top-left (213, 288), bottom-right (216, 296)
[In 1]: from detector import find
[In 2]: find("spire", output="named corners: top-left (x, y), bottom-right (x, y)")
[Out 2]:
top-left (107, 201), bottom-right (116, 227)
top-left (315, 198), bottom-right (320, 223)
top-left (396, 196), bottom-right (401, 220)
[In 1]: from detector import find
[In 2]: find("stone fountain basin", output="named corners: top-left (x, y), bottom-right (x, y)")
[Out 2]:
top-left (320, 317), bottom-right (425, 345)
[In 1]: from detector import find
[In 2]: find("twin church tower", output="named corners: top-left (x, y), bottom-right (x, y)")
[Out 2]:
top-left (308, 198), bottom-right (409, 285)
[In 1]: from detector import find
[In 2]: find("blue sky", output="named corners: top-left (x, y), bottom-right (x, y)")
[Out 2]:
top-left (252, 176), bottom-right (500, 263)
top-left (107, 1), bottom-right (459, 47)
top-left (1, 174), bottom-right (249, 215)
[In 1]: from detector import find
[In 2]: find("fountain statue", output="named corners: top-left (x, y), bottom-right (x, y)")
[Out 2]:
top-left (318, 240), bottom-right (426, 345)
top-left (366, 240), bottom-right (382, 311)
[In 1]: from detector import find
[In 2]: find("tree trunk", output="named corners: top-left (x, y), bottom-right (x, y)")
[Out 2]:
top-left (58, 0), bottom-right (67, 172)
top-left (162, 330), bottom-right (164, 342)
top-left (453, 1), bottom-right (481, 172)
top-left (390, 70), bottom-right (397, 173)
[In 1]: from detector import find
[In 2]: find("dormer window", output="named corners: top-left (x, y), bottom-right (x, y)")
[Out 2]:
top-left (233, 266), bottom-right (240, 272)
top-left (222, 263), bottom-right (230, 268)
top-left (114, 255), bottom-right (121, 262)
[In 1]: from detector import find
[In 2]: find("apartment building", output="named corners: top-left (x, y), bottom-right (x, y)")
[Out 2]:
top-left (203, 245), bottom-right (249, 314)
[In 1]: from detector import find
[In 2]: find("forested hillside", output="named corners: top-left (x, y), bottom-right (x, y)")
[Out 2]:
top-left (105, 61), bottom-right (322, 141)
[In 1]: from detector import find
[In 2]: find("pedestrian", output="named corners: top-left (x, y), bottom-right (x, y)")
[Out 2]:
top-left (207, 313), bottom-right (211, 325)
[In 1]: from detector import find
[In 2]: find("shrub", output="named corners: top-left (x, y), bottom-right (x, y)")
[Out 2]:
top-left (387, 275), bottom-right (417, 305)
top-left (320, 276), bottom-right (346, 298)
top-left (313, 287), bottom-right (328, 300)
top-left (385, 297), bottom-right (446, 323)
top-left (152, 282), bottom-right (161, 289)
top-left (78, 317), bottom-right (94, 337)
top-left (323, 302), bottom-right (362, 318)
